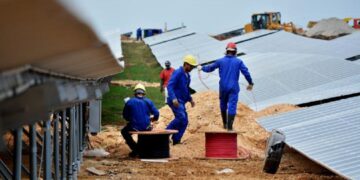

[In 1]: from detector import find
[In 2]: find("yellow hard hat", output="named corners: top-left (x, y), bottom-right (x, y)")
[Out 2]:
top-left (134, 83), bottom-right (146, 92)
top-left (183, 55), bottom-right (198, 66)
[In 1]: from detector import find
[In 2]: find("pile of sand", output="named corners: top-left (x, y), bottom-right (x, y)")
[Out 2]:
top-left (154, 91), bottom-right (298, 159)
top-left (91, 91), bottom-right (299, 159)
top-left (111, 80), bottom-right (160, 87)
top-left (306, 17), bottom-right (355, 38)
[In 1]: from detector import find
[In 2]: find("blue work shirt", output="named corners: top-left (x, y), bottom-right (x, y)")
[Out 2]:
top-left (202, 55), bottom-right (253, 92)
top-left (136, 28), bottom-right (142, 36)
top-left (167, 66), bottom-right (192, 104)
top-left (123, 96), bottom-right (159, 131)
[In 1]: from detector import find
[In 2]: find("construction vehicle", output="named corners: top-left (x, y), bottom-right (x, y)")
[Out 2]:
top-left (244, 12), bottom-right (296, 33)
top-left (307, 21), bottom-right (317, 29)
top-left (212, 12), bottom-right (299, 40)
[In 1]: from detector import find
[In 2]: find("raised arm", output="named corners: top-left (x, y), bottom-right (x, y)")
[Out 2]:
top-left (202, 61), bottom-right (220, 73)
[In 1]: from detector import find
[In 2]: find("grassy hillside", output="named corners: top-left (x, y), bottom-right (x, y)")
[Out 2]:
top-left (102, 42), bottom-right (165, 125)
top-left (112, 42), bottom-right (163, 82)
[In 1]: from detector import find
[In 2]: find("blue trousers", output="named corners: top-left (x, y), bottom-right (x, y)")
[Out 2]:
top-left (220, 89), bottom-right (239, 116)
top-left (166, 103), bottom-right (188, 143)
top-left (121, 124), bottom-right (137, 152)
top-left (121, 124), bottom-right (151, 153)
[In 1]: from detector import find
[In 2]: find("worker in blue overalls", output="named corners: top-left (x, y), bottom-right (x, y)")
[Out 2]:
top-left (136, 27), bottom-right (142, 41)
top-left (166, 55), bottom-right (197, 145)
top-left (198, 42), bottom-right (254, 131)
top-left (121, 83), bottom-right (159, 157)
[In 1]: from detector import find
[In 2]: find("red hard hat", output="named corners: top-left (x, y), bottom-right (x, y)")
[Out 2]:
top-left (226, 42), bottom-right (237, 51)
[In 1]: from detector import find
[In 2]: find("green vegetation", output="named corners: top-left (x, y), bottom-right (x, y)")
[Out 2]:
top-left (102, 42), bottom-right (165, 125)
top-left (112, 42), bottom-right (163, 82)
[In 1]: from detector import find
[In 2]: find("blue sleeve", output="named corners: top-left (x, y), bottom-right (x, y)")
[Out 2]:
top-left (187, 75), bottom-right (193, 102)
top-left (122, 101), bottom-right (131, 121)
top-left (239, 61), bottom-right (253, 85)
top-left (167, 70), bottom-right (178, 101)
top-left (202, 60), bottom-right (220, 72)
top-left (148, 100), bottom-right (159, 120)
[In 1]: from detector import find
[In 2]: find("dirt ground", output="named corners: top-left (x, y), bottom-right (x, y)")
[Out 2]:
top-left (79, 91), bottom-right (341, 179)
top-left (111, 80), bottom-right (160, 87)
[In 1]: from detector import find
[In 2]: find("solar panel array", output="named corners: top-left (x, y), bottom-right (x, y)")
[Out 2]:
top-left (144, 27), bottom-right (196, 46)
top-left (224, 29), bottom-right (278, 44)
top-left (145, 28), bottom-right (360, 110)
top-left (237, 31), bottom-right (360, 59)
top-left (148, 31), bottom-right (226, 68)
top-left (190, 52), bottom-right (360, 110)
top-left (258, 96), bottom-right (360, 179)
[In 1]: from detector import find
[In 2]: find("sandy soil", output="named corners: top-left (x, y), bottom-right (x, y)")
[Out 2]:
top-left (80, 91), bottom-right (341, 179)
top-left (111, 80), bottom-right (160, 87)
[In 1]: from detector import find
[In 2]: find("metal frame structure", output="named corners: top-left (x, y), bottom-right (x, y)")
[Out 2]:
top-left (0, 70), bottom-right (112, 179)
top-left (0, 0), bottom-right (123, 179)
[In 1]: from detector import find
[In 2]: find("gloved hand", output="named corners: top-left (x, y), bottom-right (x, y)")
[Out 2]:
top-left (124, 97), bottom-right (130, 103)
top-left (247, 84), bottom-right (253, 91)
top-left (190, 100), bottom-right (195, 108)
top-left (197, 65), bottom-right (202, 71)
top-left (172, 99), bottom-right (179, 108)
top-left (150, 116), bottom-right (157, 122)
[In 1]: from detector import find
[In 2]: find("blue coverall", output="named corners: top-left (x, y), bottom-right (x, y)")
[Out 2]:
top-left (202, 55), bottom-right (253, 116)
top-left (166, 67), bottom-right (192, 143)
top-left (136, 28), bottom-right (142, 41)
top-left (121, 96), bottom-right (159, 152)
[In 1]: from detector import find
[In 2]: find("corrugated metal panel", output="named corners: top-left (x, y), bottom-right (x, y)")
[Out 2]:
top-left (259, 96), bottom-right (360, 131)
top-left (0, 0), bottom-right (123, 80)
top-left (143, 27), bottom-right (195, 46)
top-left (33, 45), bottom-right (122, 80)
top-left (354, 60), bottom-right (360, 65)
top-left (149, 33), bottom-right (226, 68)
top-left (224, 30), bottom-right (277, 43)
top-left (238, 31), bottom-right (360, 59)
top-left (258, 96), bottom-right (360, 179)
top-left (105, 32), bottom-right (124, 59)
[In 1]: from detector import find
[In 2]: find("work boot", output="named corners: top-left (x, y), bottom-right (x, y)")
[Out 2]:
top-left (129, 151), bottom-right (138, 158)
top-left (227, 115), bottom-right (235, 131)
top-left (173, 140), bottom-right (181, 145)
top-left (221, 111), bottom-right (227, 129)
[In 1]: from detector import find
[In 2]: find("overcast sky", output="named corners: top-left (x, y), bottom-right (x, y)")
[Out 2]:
top-left (61, 0), bottom-right (359, 37)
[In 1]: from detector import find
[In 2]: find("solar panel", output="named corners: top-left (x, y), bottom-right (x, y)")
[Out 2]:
top-left (258, 96), bottom-right (360, 179)
top-left (144, 28), bottom-right (195, 46)
top-left (238, 31), bottom-right (360, 59)
top-left (149, 32), bottom-right (225, 68)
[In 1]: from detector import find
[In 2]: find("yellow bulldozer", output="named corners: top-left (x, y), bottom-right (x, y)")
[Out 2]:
top-left (244, 12), bottom-right (297, 33)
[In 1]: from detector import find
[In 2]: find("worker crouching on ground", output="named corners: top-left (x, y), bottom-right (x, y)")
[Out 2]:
top-left (121, 83), bottom-right (159, 157)
top-left (198, 42), bottom-right (254, 131)
top-left (160, 61), bottom-right (175, 103)
top-left (166, 55), bottom-right (197, 145)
